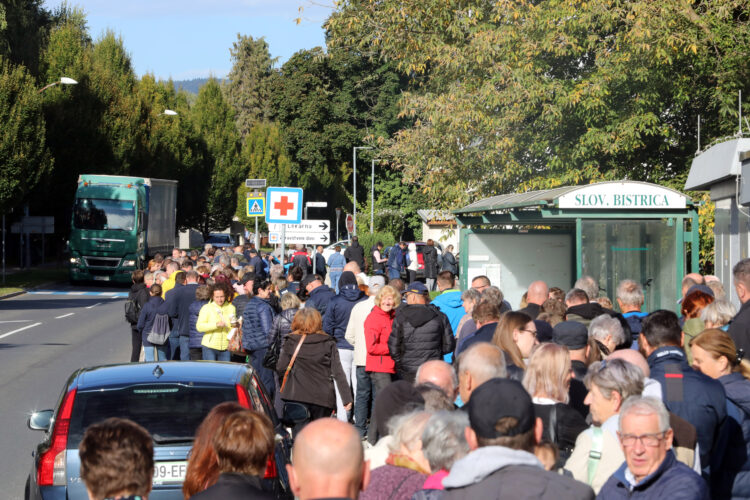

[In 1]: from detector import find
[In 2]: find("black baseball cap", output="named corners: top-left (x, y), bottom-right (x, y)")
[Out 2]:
top-left (466, 378), bottom-right (535, 439)
top-left (239, 273), bottom-right (256, 285)
top-left (301, 274), bottom-right (322, 287)
top-left (552, 321), bottom-right (588, 350)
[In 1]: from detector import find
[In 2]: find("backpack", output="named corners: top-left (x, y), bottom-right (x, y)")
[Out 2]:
top-left (124, 297), bottom-right (142, 324)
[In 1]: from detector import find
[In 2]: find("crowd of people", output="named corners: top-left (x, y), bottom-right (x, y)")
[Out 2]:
top-left (119, 238), bottom-right (750, 499)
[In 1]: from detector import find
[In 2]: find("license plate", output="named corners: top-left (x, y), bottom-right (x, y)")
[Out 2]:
top-left (152, 461), bottom-right (187, 484)
top-left (93, 275), bottom-right (110, 281)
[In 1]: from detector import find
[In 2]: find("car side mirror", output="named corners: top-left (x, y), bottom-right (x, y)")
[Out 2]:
top-left (280, 402), bottom-right (310, 427)
top-left (28, 410), bottom-right (54, 431)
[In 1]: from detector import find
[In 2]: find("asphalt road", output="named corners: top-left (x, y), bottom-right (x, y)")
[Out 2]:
top-left (0, 284), bottom-right (130, 500)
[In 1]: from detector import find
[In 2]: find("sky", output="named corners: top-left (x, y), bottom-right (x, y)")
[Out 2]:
top-left (42, 0), bottom-right (333, 80)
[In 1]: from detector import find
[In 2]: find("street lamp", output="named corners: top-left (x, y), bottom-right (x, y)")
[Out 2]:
top-left (371, 159), bottom-right (382, 234)
top-left (38, 76), bottom-right (78, 93)
top-left (352, 146), bottom-right (372, 237)
top-left (163, 109), bottom-right (178, 116)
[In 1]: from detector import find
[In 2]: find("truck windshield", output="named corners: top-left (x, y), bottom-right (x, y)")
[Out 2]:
top-left (73, 198), bottom-right (135, 231)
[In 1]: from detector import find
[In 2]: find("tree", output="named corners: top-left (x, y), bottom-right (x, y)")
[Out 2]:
top-left (326, 0), bottom-right (750, 210)
top-left (0, 0), bottom-right (52, 76)
top-left (223, 35), bottom-right (277, 137)
top-left (0, 57), bottom-right (52, 214)
top-left (190, 78), bottom-right (243, 236)
top-left (235, 121), bottom-right (293, 229)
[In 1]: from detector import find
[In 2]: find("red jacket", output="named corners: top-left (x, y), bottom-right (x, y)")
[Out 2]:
top-left (365, 305), bottom-right (396, 373)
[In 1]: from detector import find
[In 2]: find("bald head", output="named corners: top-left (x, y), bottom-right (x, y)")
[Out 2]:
top-left (607, 348), bottom-right (650, 378)
top-left (344, 261), bottom-right (361, 274)
top-left (457, 342), bottom-right (507, 402)
top-left (416, 360), bottom-right (458, 399)
top-left (288, 419), bottom-right (368, 499)
top-left (527, 281), bottom-right (549, 306)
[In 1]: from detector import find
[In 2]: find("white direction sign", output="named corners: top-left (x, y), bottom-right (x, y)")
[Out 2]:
top-left (269, 232), bottom-right (330, 245)
top-left (268, 219), bottom-right (330, 233)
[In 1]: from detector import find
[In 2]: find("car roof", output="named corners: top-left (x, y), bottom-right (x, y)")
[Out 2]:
top-left (74, 362), bottom-right (247, 391)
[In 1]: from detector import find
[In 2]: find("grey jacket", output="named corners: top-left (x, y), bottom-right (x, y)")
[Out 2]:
top-left (443, 446), bottom-right (594, 500)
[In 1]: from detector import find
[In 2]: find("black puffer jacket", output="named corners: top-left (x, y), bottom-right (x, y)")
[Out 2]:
top-left (344, 241), bottom-right (366, 270)
top-left (387, 303), bottom-right (455, 380)
top-left (422, 244), bottom-right (438, 279)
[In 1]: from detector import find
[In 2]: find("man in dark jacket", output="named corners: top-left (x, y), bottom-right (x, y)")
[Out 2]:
top-left (640, 309), bottom-right (726, 473)
top-left (323, 271), bottom-right (367, 421)
top-left (422, 240), bottom-right (439, 291)
top-left (247, 248), bottom-right (266, 279)
top-left (387, 281), bottom-right (455, 383)
top-left (597, 396), bottom-right (708, 499)
top-left (386, 241), bottom-right (407, 279)
top-left (371, 241), bottom-right (386, 275)
top-left (730, 258), bottom-right (750, 354)
top-left (344, 236), bottom-right (366, 272)
top-left (127, 269), bottom-right (150, 362)
top-left (312, 245), bottom-right (327, 281)
top-left (455, 299), bottom-right (500, 356)
top-left (566, 288), bottom-right (632, 344)
top-left (165, 270), bottom-right (200, 361)
top-left (443, 378), bottom-right (594, 499)
top-left (518, 280), bottom-right (548, 319)
top-left (304, 274), bottom-right (336, 317)
top-left (292, 245), bottom-right (312, 278)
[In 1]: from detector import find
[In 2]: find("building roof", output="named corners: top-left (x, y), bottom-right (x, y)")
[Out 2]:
top-left (685, 138), bottom-right (750, 190)
top-left (417, 209), bottom-right (456, 224)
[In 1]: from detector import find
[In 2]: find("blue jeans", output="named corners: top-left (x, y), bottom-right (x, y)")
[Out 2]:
top-left (354, 366), bottom-right (372, 437)
top-left (202, 346), bottom-right (231, 361)
top-left (329, 271), bottom-right (342, 293)
top-left (168, 332), bottom-right (180, 360)
top-left (248, 348), bottom-right (275, 403)
top-left (387, 268), bottom-right (401, 280)
top-left (144, 344), bottom-right (168, 361)
top-left (179, 336), bottom-right (190, 361)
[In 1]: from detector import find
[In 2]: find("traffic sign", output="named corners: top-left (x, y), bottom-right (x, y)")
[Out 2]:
top-left (246, 196), bottom-right (265, 217)
top-left (268, 220), bottom-right (330, 233)
top-left (306, 201), bottom-right (328, 208)
top-left (266, 187), bottom-right (303, 224)
top-left (345, 214), bottom-right (354, 233)
top-left (245, 178), bottom-right (266, 188)
top-left (269, 232), bottom-right (329, 245)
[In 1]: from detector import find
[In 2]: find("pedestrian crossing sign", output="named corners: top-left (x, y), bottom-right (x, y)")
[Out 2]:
top-left (246, 196), bottom-right (265, 217)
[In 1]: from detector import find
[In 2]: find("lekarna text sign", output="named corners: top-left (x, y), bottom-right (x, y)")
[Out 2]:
top-left (246, 196), bottom-right (265, 217)
top-left (265, 187), bottom-right (303, 224)
top-left (268, 220), bottom-right (330, 233)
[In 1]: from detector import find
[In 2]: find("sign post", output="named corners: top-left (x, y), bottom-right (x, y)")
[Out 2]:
top-left (245, 179), bottom-right (267, 249)
top-left (335, 208), bottom-right (341, 242)
top-left (345, 213), bottom-right (354, 239)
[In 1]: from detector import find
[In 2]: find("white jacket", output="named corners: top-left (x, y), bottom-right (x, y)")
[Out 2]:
top-left (344, 296), bottom-right (376, 366)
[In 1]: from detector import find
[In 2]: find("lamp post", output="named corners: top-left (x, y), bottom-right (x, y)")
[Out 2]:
top-left (38, 76), bottom-right (78, 93)
top-left (371, 159), bottom-right (382, 234)
top-left (352, 146), bottom-right (372, 237)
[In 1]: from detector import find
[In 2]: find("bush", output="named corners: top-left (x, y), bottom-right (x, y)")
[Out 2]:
top-left (356, 231), bottom-right (396, 273)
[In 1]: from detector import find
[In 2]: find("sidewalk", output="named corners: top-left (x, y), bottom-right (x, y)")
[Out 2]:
top-left (0, 265), bottom-right (69, 299)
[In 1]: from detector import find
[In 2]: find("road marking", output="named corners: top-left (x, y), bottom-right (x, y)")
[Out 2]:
top-left (0, 320), bottom-right (33, 323)
top-left (29, 290), bottom-right (128, 298)
top-left (55, 313), bottom-right (75, 319)
top-left (85, 302), bottom-right (103, 309)
top-left (68, 292), bottom-right (85, 295)
top-left (0, 322), bottom-right (42, 339)
top-left (32, 291), bottom-right (53, 295)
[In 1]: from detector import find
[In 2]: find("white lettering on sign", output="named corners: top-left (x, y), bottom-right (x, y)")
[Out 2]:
top-left (558, 183), bottom-right (687, 209)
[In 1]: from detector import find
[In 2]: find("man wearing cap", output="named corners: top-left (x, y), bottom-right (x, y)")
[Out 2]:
top-left (553, 320), bottom-right (591, 419)
top-left (442, 378), bottom-right (594, 499)
top-left (304, 274), bottom-right (336, 317)
top-left (387, 281), bottom-right (455, 383)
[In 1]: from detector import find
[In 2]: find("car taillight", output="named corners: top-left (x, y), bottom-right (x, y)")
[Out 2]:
top-left (235, 384), bottom-right (251, 409)
top-left (38, 388), bottom-right (76, 486)
top-left (263, 455), bottom-right (278, 478)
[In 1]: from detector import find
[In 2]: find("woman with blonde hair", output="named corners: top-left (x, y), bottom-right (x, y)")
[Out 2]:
top-left (690, 329), bottom-right (750, 498)
top-left (276, 308), bottom-right (352, 432)
top-left (364, 285), bottom-right (401, 397)
top-left (522, 343), bottom-right (587, 467)
top-left (491, 311), bottom-right (536, 380)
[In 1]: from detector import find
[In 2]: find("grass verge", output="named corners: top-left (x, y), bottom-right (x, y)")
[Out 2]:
top-left (0, 267), bottom-right (68, 296)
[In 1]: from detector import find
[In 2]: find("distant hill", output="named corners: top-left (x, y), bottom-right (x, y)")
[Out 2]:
top-left (172, 78), bottom-right (227, 95)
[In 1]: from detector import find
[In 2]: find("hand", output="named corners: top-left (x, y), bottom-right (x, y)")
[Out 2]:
top-left (344, 402), bottom-right (353, 411)
top-left (216, 319), bottom-right (226, 328)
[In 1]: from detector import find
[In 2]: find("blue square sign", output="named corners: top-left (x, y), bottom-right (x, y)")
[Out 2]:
top-left (246, 196), bottom-right (265, 217)
top-left (265, 187), bottom-right (303, 224)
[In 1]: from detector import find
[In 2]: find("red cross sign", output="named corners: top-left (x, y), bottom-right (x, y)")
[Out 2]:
top-left (266, 187), bottom-right (303, 224)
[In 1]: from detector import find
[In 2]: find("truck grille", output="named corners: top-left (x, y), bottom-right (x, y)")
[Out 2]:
top-left (84, 257), bottom-right (121, 268)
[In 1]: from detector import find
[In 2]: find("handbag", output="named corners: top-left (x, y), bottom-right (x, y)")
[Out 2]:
top-left (262, 331), bottom-right (281, 369)
top-left (227, 327), bottom-right (245, 355)
top-left (146, 313), bottom-right (170, 345)
top-left (280, 335), bottom-right (307, 393)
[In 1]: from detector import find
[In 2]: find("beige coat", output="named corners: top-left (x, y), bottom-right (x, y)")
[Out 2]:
top-left (564, 426), bottom-right (624, 494)
top-left (345, 296), bottom-right (376, 366)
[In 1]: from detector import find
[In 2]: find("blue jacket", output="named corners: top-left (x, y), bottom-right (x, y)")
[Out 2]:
top-left (241, 297), bottom-right (275, 351)
top-left (306, 284), bottom-right (336, 317)
top-left (598, 449), bottom-right (708, 499)
top-left (322, 284), bottom-right (367, 349)
top-left (166, 283), bottom-right (199, 337)
top-left (248, 255), bottom-right (266, 279)
top-left (712, 372), bottom-right (750, 499)
top-left (431, 289), bottom-right (464, 334)
top-left (137, 295), bottom-right (164, 346)
top-left (648, 346), bottom-right (726, 470)
top-left (386, 244), bottom-right (405, 272)
top-left (327, 252), bottom-right (346, 271)
top-left (188, 299), bottom-right (208, 348)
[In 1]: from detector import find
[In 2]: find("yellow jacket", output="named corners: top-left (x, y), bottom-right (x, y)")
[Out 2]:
top-left (196, 301), bottom-right (236, 351)
top-left (161, 270), bottom-right (184, 298)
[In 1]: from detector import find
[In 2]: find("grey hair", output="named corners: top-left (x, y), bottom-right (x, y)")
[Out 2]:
top-left (481, 286), bottom-right (504, 308)
top-left (706, 281), bottom-right (727, 301)
top-left (421, 411), bottom-right (470, 471)
top-left (734, 258), bottom-right (750, 289)
top-left (574, 275), bottom-right (599, 302)
top-left (218, 255), bottom-right (230, 267)
top-left (619, 396), bottom-right (670, 433)
top-left (461, 288), bottom-right (482, 304)
top-left (387, 411), bottom-right (432, 454)
top-left (589, 314), bottom-right (627, 347)
top-left (616, 279), bottom-right (644, 307)
top-left (457, 342), bottom-right (507, 382)
top-left (700, 299), bottom-right (736, 327)
top-left (585, 359), bottom-right (644, 401)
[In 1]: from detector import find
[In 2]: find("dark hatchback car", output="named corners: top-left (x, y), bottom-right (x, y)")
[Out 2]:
top-left (25, 362), bottom-right (293, 500)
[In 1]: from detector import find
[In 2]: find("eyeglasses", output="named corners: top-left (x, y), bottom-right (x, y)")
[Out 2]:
top-left (618, 432), bottom-right (667, 447)
top-left (519, 329), bottom-right (538, 336)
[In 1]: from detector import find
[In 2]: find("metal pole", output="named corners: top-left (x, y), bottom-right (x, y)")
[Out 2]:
top-left (336, 208), bottom-right (340, 242)
top-left (353, 147), bottom-right (357, 236)
top-left (281, 224), bottom-right (286, 269)
top-left (371, 159), bottom-right (375, 234)
top-left (2, 214), bottom-right (5, 285)
top-left (254, 217), bottom-right (259, 250)
top-left (24, 203), bottom-right (30, 268)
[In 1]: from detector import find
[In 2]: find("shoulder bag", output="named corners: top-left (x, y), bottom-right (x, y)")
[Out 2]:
top-left (280, 335), bottom-right (307, 393)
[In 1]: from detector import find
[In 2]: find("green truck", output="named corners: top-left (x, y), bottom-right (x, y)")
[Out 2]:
top-left (68, 175), bottom-right (178, 283)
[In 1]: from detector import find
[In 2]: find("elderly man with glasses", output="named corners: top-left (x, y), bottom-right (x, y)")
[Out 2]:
top-left (596, 396), bottom-right (708, 499)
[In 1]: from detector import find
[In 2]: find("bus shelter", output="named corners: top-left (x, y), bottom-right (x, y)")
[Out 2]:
top-left (453, 181), bottom-right (699, 312)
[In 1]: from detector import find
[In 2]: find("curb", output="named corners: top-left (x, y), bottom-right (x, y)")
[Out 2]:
top-left (0, 280), bottom-right (66, 301)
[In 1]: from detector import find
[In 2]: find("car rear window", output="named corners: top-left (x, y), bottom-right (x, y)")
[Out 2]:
top-left (67, 384), bottom-right (236, 448)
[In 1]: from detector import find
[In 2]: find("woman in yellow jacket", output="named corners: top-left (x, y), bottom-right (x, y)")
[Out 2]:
top-left (197, 281), bottom-right (236, 361)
